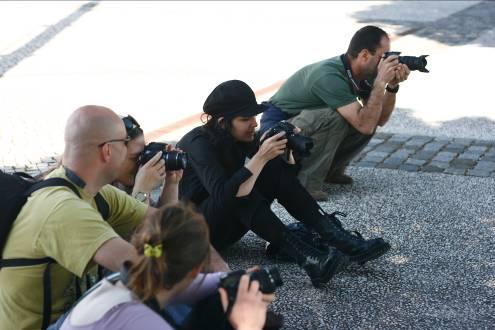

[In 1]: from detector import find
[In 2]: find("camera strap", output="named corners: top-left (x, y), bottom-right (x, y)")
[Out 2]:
top-left (340, 54), bottom-right (372, 100)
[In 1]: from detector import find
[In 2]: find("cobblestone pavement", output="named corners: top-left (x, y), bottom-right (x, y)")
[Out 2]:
top-left (4, 132), bottom-right (494, 180)
top-left (353, 132), bottom-right (495, 178)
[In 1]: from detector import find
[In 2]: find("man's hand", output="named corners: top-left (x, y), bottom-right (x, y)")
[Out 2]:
top-left (388, 63), bottom-right (410, 87)
top-left (219, 275), bottom-right (269, 330)
top-left (132, 151), bottom-right (166, 195)
top-left (375, 55), bottom-right (400, 87)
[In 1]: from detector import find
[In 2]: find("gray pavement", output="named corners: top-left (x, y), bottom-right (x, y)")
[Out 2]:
top-left (223, 167), bottom-right (495, 329)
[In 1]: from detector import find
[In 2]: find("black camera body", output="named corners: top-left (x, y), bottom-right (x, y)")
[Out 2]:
top-left (219, 266), bottom-right (283, 306)
top-left (264, 121), bottom-right (314, 157)
top-left (139, 142), bottom-right (188, 171)
top-left (384, 51), bottom-right (429, 73)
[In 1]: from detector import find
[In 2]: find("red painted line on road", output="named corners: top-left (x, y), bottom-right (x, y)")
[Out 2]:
top-left (144, 79), bottom-right (285, 141)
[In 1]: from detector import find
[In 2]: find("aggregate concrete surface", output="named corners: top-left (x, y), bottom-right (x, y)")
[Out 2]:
top-left (222, 167), bottom-right (495, 329)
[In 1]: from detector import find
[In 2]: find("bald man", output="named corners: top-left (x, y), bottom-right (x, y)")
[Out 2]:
top-left (0, 106), bottom-right (165, 330)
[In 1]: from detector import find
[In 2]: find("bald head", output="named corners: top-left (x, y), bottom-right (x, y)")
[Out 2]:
top-left (65, 105), bottom-right (124, 146)
top-left (64, 105), bottom-right (126, 163)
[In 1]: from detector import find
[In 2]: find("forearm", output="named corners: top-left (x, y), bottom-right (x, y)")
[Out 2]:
top-left (158, 183), bottom-right (178, 206)
top-left (207, 245), bottom-right (230, 272)
top-left (236, 154), bottom-right (267, 197)
top-left (378, 90), bottom-right (396, 126)
top-left (357, 82), bottom-right (386, 134)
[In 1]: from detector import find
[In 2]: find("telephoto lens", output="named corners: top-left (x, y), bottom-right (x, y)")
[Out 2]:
top-left (384, 51), bottom-right (429, 73)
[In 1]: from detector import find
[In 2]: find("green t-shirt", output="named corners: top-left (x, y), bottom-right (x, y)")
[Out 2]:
top-left (270, 56), bottom-right (359, 115)
top-left (0, 166), bottom-right (148, 330)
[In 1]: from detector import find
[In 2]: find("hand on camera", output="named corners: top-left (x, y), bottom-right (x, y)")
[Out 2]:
top-left (164, 144), bottom-right (183, 185)
top-left (375, 55), bottom-right (400, 87)
top-left (388, 63), bottom-right (410, 87)
top-left (133, 151), bottom-right (166, 194)
top-left (256, 131), bottom-right (287, 163)
top-left (219, 275), bottom-right (269, 330)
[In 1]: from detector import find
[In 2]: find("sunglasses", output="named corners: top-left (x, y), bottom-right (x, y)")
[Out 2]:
top-left (122, 115), bottom-right (143, 140)
top-left (98, 136), bottom-right (131, 147)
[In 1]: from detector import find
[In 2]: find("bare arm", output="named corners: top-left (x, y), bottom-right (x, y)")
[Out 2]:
top-left (93, 237), bottom-right (137, 272)
top-left (337, 56), bottom-right (399, 135)
top-left (207, 245), bottom-right (231, 272)
top-left (378, 63), bottom-right (411, 126)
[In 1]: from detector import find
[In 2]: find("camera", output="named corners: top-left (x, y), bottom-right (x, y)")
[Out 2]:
top-left (263, 121), bottom-right (314, 157)
top-left (384, 51), bottom-right (429, 73)
top-left (138, 142), bottom-right (188, 171)
top-left (219, 266), bottom-right (283, 305)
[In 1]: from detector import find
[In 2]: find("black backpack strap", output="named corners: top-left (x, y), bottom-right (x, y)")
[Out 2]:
top-left (26, 178), bottom-right (81, 198)
top-left (94, 193), bottom-right (109, 220)
top-left (42, 261), bottom-right (55, 330)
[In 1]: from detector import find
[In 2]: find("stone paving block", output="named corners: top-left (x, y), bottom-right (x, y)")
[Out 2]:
top-left (431, 151), bottom-right (457, 162)
top-left (453, 138), bottom-right (474, 146)
top-left (433, 137), bottom-right (452, 144)
top-left (354, 161), bottom-right (378, 168)
top-left (444, 168), bottom-right (466, 176)
top-left (422, 165), bottom-right (445, 173)
top-left (388, 135), bottom-right (412, 143)
top-left (474, 161), bottom-right (495, 170)
top-left (467, 169), bottom-right (492, 177)
top-left (373, 144), bottom-right (401, 153)
top-left (428, 161), bottom-right (450, 169)
top-left (362, 156), bottom-right (387, 163)
top-left (479, 155), bottom-right (495, 162)
top-left (471, 140), bottom-right (494, 147)
top-left (443, 143), bottom-right (467, 153)
top-left (376, 162), bottom-right (400, 170)
top-left (405, 158), bottom-right (427, 166)
top-left (382, 157), bottom-right (405, 166)
top-left (450, 159), bottom-right (476, 169)
top-left (466, 145), bottom-right (488, 153)
top-left (368, 139), bottom-right (384, 146)
top-left (457, 152), bottom-right (481, 160)
top-left (367, 151), bottom-right (390, 158)
top-left (411, 150), bottom-right (436, 160)
top-left (423, 142), bottom-right (446, 152)
top-left (374, 132), bottom-right (392, 140)
top-left (398, 164), bottom-right (420, 172)
top-left (405, 137), bottom-right (432, 147)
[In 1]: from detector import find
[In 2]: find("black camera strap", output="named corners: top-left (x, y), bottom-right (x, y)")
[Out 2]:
top-left (340, 54), bottom-right (372, 100)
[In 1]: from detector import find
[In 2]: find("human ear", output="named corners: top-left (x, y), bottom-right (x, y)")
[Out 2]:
top-left (217, 117), bottom-right (225, 129)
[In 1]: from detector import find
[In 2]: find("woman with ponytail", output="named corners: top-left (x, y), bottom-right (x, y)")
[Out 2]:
top-left (60, 202), bottom-right (271, 330)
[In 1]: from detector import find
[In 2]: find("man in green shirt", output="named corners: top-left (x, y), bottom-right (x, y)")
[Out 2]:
top-left (0, 105), bottom-right (169, 329)
top-left (261, 26), bottom-right (410, 200)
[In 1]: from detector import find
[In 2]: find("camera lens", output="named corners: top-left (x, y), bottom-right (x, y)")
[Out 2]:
top-left (163, 151), bottom-right (188, 171)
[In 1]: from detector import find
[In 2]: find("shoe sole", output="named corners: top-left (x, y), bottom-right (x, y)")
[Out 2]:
top-left (349, 242), bottom-right (391, 265)
top-left (310, 254), bottom-right (349, 288)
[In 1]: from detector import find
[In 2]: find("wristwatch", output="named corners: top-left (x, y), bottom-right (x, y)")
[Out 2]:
top-left (386, 84), bottom-right (400, 93)
top-left (133, 191), bottom-right (149, 203)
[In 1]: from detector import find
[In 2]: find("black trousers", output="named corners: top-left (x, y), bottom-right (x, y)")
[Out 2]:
top-left (198, 158), bottom-right (327, 251)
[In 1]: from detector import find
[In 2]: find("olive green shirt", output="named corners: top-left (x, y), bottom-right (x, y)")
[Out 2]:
top-left (270, 56), bottom-right (359, 115)
top-left (0, 166), bottom-right (148, 330)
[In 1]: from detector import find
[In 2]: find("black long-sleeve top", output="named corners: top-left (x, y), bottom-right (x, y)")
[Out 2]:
top-left (177, 126), bottom-right (256, 210)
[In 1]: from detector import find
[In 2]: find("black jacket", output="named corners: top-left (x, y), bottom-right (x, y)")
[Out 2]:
top-left (177, 126), bottom-right (256, 209)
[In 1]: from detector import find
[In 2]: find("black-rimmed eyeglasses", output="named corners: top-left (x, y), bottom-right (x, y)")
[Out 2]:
top-left (98, 136), bottom-right (131, 147)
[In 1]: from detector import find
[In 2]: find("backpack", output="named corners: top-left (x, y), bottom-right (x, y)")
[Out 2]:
top-left (0, 170), bottom-right (110, 330)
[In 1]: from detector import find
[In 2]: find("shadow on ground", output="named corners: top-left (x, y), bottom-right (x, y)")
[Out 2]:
top-left (352, 1), bottom-right (495, 47)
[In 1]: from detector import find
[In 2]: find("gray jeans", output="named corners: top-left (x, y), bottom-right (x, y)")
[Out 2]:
top-left (288, 108), bottom-right (372, 191)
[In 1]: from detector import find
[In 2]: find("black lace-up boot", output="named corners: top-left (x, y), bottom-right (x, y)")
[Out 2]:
top-left (279, 231), bottom-right (348, 288)
top-left (313, 212), bottom-right (391, 264)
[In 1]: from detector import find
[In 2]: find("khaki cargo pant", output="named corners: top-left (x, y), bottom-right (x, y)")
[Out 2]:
top-left (288, 108), bottom-right (372, 192)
